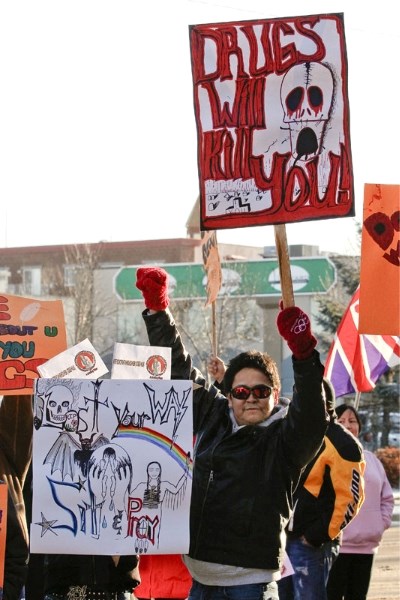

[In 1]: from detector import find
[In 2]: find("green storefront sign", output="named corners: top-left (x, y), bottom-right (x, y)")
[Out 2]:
top-left (114, 258), bottom-right (336, 302)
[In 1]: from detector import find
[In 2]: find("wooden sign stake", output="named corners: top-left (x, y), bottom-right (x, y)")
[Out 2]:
top-left (274, 224), bottom-right (295, 308)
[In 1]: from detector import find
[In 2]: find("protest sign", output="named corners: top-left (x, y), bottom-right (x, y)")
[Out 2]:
top-left (37, 338), bottom-right (108, 380)
top-left (31, 378), bottom-right (193, 555)
top-left (190, 13), bottom-right (353, 232)
top-left (201, 230), bottom-right (222, 307)
top-left (359, 183), bottom-right (400, 334)
top-left (111, 343), bottom-right (171, 379)
top-left (0, 294), bottom-right (67, 395)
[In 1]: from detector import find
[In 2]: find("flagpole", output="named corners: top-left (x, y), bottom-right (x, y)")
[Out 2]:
top-left (354, 391), bottom-right (361, 410)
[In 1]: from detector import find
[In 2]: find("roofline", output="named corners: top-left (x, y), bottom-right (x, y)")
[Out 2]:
top-left (0, 238), bottom-right (202, 255)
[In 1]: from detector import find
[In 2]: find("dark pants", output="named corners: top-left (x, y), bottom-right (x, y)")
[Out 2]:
top-left (188, 580), bottom-right (279, 600)
top-left (44, 592), bottom-right (133, 600)
top-left (24, 553), bottom-right (46, 600)
top-left (326, 553), bottom-right (374, 600)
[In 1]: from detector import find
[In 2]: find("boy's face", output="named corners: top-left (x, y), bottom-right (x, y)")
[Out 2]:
top-left (227, 367), bottom-right (278, 426)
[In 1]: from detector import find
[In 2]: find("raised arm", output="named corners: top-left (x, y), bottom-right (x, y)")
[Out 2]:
top-left (136, 267), bottom-right (223, 429)
top-left (277, 304), bottom-right (328, 469)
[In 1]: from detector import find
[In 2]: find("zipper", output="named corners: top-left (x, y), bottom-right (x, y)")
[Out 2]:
top-left (192, 419), bottom-right (231, 555)
top-left (193, 469), bottom-right (214, 555)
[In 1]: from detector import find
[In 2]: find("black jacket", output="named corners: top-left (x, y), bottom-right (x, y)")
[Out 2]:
top-left (287, 418), bottom-right (365, 547)
top-left (44, 554), bottom-right (140, 593)
top-left (1, 484), bottom-right (29, 600)
top-left (143, 309), bottom-right (328, 571)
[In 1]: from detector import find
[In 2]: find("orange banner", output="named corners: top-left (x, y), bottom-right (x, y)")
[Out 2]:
top-left (359, 184), bottom-right (400, 334)
top-left (0, 482), bottom-right (7, 594)
top-left (0, 294), bottom-right (67, 395)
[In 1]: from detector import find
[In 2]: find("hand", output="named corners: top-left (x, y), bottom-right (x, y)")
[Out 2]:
top-left (207, 355), bottom-right (226, 384)
top-left (276, 303), bottom-right (317, 360)
top-left (136, 267), bottom-right (169, 311)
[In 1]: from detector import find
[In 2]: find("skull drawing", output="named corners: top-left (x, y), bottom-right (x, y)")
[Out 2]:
top-left (45, 385), bottom-right (73, 426)
top-left (281, 61), bottom-right (335, 161)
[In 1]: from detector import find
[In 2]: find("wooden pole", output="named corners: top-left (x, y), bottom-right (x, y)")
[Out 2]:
top-left (211, 301), bottom-right (217, 356)
top-left (274, 224), bottom-right (295, 308)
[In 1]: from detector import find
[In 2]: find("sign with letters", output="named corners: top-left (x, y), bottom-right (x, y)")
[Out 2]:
top-left (31, 378), bottom-right (193, 555)
top-left (189, 13), bottom-right (354, 231)
top-left (0, 294), bottom-right (67, 395)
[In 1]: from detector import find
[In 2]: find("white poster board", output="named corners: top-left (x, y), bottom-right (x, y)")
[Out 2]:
top-left (31, 378), bottom-right (193, 555)
top-left (111, 343), bottom-right (171, 380)
top-left (37, 338), bottom-right (108, 379)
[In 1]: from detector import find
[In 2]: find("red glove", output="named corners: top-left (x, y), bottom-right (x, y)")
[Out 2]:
top-left (276, 304), bottom-right (317, 360)
top-left (136, 267), bottom-right (169, 311)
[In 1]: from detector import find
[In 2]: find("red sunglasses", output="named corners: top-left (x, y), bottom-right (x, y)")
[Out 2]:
top-left (230, 384), bottom-right (273, 400)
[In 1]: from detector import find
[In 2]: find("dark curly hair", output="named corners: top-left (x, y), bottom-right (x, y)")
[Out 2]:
top-left (223, 350), bottom-right (281, 395)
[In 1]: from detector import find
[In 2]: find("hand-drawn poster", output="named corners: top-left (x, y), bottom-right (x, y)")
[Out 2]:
top-left (0, 295), bottom-right (67, 395)
top-left (359, 183), bottom-right (400, 335)
top-left (0, 483), bottom-right (7, 597)
top-left (111, 343), bottom-right (171, 380)
top-left (189, 13), bottom-right (354, 231)
top-left (201, 230), bottom-right (222, 306)
top-left (30, 378), bottom-right (193, 555)
top-left (37, 338), bottom-right (108, 380)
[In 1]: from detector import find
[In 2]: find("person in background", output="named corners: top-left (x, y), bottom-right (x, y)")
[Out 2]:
top-left (22, 462), bottom-right (45, 600)
top-left (0, 481), bottom-right (29, 600)
top-left (43, 553), bottom-right (140, 600)
top-left (327, 403), bottom-right (394, 600)
top-left (135, 554), bottom-right (192, 600)
top-left (0, 394), bottom-right (32, 600)
top-left (22, 392), bottom-right (141, 600)
top-left (278, 379), bottom-right (365, 600)
top-left (136, 266), bottom-right (329, 600)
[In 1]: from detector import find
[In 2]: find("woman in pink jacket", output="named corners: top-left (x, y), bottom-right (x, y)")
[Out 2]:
top-left (327, 404), bottom-right (394, 600)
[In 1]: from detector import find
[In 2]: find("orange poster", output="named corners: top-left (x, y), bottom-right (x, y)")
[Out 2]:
top-left (359, 184), bottom-right (400, 334)
top-left (0, 482), bottom-right (7, 596)
top-left (0, 294), bottom-right (67, 395)
top-left (201, 230), bottom-right (222, 306)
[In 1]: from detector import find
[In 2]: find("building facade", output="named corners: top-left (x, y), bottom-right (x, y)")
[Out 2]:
top-left (0, 239), bottom-right (335, 396)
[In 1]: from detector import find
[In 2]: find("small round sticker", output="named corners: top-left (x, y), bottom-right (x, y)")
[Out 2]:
top-left (75, 350), bottom-right (96, 372)
top-left (146, 355), bottom-right (167, 377)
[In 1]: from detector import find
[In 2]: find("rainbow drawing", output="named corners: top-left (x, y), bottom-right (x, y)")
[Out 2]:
top-left (116, 425), bottom-right (193, 474)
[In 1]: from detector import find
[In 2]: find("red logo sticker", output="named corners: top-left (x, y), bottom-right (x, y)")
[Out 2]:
top-left (75, 350), bottom-right (96, 372)
top-left (146, 355), bottom-right (167, 378)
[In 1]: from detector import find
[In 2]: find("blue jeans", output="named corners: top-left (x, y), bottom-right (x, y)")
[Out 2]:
top-left (188, 580), bottom-right (279, 600)
top-left (278, 537), bottom-right (340, 600)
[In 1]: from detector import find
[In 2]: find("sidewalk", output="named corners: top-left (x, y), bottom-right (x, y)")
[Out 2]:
top-left (367, 491), bottom-right (400, 600)
top-left (367, 526), bottom-right (400, 599)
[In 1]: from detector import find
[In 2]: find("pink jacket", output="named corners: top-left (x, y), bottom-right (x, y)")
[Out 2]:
top-left (339, 449), bottom-right (394, 555)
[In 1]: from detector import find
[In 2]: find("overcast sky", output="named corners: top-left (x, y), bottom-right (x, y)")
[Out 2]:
top-left (0, 0), bottom-right (398, 254)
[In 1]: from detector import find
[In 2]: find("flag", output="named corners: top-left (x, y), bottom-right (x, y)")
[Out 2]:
top-left (324, 287), bottom-right (400, 397)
